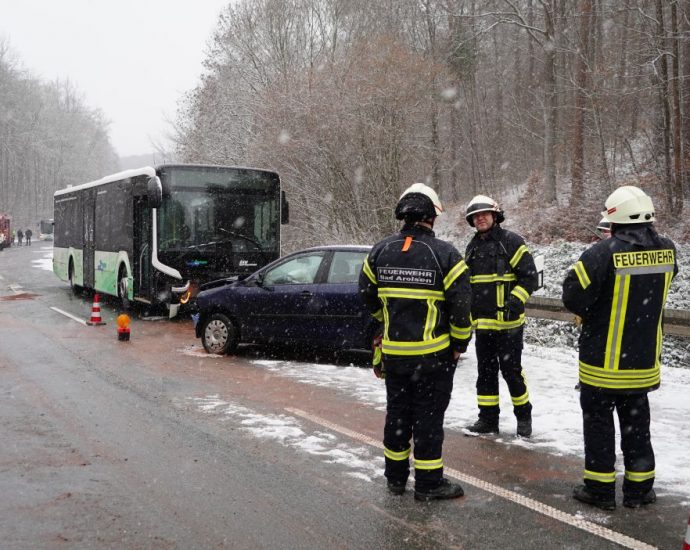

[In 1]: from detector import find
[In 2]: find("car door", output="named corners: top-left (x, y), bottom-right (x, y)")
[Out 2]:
top-left (315, 249), bottom-right (371, 349)
top-left (239, 250), bottom-right (327, 343)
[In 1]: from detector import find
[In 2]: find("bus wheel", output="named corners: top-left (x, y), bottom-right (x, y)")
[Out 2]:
top-left (69, 261), bottom-right (80, 295)
top-left (117, 267), bottom-right (130, 311)
top-left (201, 313), bottom-right (238, 355)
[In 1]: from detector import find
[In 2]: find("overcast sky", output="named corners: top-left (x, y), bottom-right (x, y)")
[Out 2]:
top-left (0, 0), bottom-right (229, 158)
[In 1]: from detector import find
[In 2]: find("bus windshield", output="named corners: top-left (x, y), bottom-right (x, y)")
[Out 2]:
top-left (157, 166), bottom-right (280, 255)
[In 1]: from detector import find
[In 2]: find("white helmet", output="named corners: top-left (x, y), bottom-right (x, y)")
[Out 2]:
top-left (465, 194), bottom-right (504, 227)
top-left (395, 183), bottom-right (443, 220)
top-left (602, 186), bottom-right (655, 225)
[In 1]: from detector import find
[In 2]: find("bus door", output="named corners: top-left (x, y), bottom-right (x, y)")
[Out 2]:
top-left (83, 191), bottom-right (96, 288)
top-left (133, 197), bottom-right (152, 298)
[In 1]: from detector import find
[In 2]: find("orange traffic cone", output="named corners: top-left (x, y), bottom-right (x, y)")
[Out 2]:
top-left (683, 511), bottom-right (690, 550)
top-left (87, 293), bottom-right (106, 326)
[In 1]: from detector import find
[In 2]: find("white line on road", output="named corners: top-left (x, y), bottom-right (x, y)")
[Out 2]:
top-left (50, 306), bottom-right (87, 325)
top-left (9, 284), bottom-right (23, 294)
top-left (286, 407), bottom-right (656, 550)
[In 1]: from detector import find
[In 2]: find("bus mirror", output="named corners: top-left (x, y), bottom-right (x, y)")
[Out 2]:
top-left (147, 176), bottom-right (163, 208)
top-left (281, 191), bottom-right (289, 224)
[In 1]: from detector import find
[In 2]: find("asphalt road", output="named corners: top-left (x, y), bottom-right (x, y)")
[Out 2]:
top-left (0, 243), bottom-right (687, 549)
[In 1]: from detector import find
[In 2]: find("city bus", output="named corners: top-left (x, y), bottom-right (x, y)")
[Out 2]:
top-left (53, 164), bottom-right (287, 316)
top-left (39, 219), bottom-right (54, 240)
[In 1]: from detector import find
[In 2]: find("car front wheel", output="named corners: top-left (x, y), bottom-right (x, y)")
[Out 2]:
top-left (201, 313), bottom-right (238, 355)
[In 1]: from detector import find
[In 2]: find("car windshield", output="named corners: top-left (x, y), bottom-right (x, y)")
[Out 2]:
top-left (157, 167), bottom-right (280, 254)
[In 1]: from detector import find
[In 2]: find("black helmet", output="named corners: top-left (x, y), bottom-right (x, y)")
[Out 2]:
top-left (465, 194), bottom-right (505, 227)
top-left (395, 183), bottom-right (443, 221)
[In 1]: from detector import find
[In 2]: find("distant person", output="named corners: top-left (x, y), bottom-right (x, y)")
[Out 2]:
top-left (463, 195), bottom-right (538, 438)
top-left (11, 229), bottom-right (16, 246)
top-left (17, 228), bottom-right (23, 246)
top-left (563, 186), bottom-right (677, 511)
top-left (25, 228), bottom-right (32, 246)
top-left (359, 183), bottom-right (472, 501)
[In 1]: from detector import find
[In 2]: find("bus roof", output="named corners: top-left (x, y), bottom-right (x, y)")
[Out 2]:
top-left (53, 164), bottom-right (280, 198)
top-left (54, 166), bottom-right (156, 197)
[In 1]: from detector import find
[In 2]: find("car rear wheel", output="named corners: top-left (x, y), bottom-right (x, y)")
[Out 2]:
top-left (202, 313), bottom-right (239, 355)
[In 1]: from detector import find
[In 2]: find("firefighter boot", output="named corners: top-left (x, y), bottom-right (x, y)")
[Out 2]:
top-left (387, 480), bottom-right (406, 496)
top-left (623, 489), bottom-right (656, 509)
top-left (465, 418), bottom-right (499, 434)
top-left (572, 485), bottom-right (616, 511)
top-left (517, 417), bottom-right (532, 438)
top-left (415, 478), bottom-right (464, 502)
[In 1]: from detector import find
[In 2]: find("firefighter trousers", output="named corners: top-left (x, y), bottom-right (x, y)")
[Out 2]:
top-left (580, 385), bottom-right (655, 497)
top-left (383, 358), bottom-right (455, 491)
top-left (474, 327), bottom-right (531, 421)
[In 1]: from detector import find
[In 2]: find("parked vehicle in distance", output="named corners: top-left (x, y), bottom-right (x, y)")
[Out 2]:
top-left (39, 219), bottom-right (54, 241)
top-left (0, 215), bottom-right (10, 250)
top-left (194, 245), bottom-right (379, 355)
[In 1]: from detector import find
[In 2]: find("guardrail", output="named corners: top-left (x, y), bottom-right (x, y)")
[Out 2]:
top-left (526, 296), bottom-right (690, 338)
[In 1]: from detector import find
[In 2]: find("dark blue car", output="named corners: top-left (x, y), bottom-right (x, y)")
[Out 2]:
top-left (194, 245), bottom-right (379, 354)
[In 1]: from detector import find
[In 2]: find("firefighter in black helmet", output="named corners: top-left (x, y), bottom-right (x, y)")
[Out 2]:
top-left (359, 183), bottom-right (472, 501)
top-left (463, 195), bottom-right (538, 437)
top-left (563, 186), bottom-right (677, 510)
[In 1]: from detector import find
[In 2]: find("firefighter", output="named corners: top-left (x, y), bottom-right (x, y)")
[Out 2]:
top-left (359, 183), bottom-right (472, 501)
top-left (463, 195), bottom-right (538, 437)
top-left (563, 186), bottom-right (677, 510)
top-left (596, 218), bottom-right (612, 239)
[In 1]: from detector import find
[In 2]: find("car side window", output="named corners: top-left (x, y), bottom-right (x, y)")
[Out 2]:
top-left (326, 251), bottom-right (368, 284)
top-left (263, 253), bottom-right (324, 285)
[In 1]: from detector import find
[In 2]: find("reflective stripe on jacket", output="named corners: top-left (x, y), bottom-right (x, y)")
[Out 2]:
top-left (359, 224), bottom-right (472, 361)
top-left (465, 225), bottom-right (538, 331)
top-left (562, 224), bottom-right (678, 392)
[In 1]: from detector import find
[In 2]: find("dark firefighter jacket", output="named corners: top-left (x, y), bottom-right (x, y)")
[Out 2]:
top-left (359, 224), bottom-right (472, 364)
top-left (465, 225), bottom-right (538, 331)
top-left (562, 224), bottom-right (677, 392)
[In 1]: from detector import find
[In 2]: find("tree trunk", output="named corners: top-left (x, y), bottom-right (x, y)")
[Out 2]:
top-left (570, 0), bottom-right (592, 207)
top-left (670, 1), bottom-right (684, 214)
top-left (542, 1), bottom-right (558, 205)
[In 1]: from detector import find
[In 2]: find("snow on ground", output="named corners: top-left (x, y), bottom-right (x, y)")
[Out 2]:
top-left (30, 246), bottom-right (53, 271)
top-left (189, 394), bottom-right (384, 483)
top-left (185, 342), bottom-right (690, 502)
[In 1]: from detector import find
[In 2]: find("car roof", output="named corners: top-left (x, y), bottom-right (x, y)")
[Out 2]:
top-left (297, 244), bottom-right (371, 252)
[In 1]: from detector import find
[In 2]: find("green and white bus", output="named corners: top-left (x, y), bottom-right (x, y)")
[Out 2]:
top-left (53, 164), bottom-right (287, 316)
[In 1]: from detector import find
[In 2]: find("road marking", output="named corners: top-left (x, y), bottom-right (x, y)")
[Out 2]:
top-left (9, 284), bottom-right (23, 293)
top-left (286, 407), bottom-right (656, 550)
top-left (50, 306), bottom-right (87, 325)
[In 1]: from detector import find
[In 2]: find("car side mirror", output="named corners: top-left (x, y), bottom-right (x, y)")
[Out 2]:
top-left (147, 176), bottom-right (163, 208)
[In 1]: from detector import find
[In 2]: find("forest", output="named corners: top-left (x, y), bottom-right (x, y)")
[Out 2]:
top-left (173, 0), bottom-right (690, 248)
top-left (0, 41), bottom-right (118, 230)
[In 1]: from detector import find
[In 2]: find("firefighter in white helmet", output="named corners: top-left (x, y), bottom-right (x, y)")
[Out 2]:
top-left (463, 195), bottom-right (538, 437)
top-left (359, 183), bottom-right (472, 501)
top-left (563, 186), bottom-right (677, 510)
